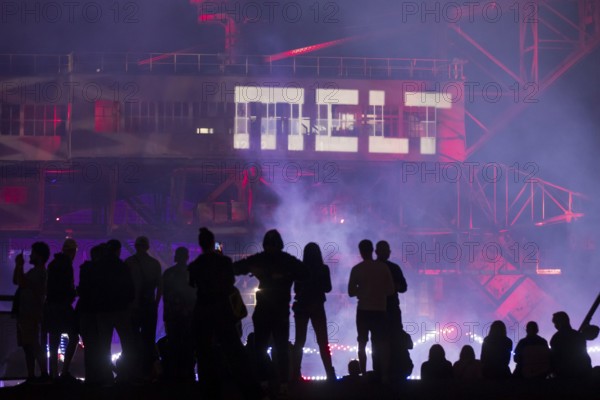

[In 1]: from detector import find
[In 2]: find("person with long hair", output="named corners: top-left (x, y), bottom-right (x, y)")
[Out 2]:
top-left (291, 243), bottom-right (336, 381)
top-left (481, 320), bottom-right (513, 379)
top-left (453, 345), bottom-right (482, 380)
top-left (421, 344), bottom-right (453, 380)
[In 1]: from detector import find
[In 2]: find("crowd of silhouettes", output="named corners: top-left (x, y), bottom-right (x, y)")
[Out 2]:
top-left (9, 229), bottom-right (598, 398)
top-left (420, 318), bottom-right (594, 381)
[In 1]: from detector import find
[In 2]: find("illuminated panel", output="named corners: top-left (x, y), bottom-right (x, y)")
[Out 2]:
top-left (404, 92), bottom-right (452, 109)
top-left (315, 136), bottom-right (358, 152)
top-left (261, 134), bottom-right (276, 150)
top-left (288, 135), bottom-right (303, 151)
top-left (234, 133), bottom-right (249, 149)
top-left (536, 268), bottom-right (562, 275)
top-left (369, 136), bottom-right (409, 154)
top-left (314, 88), bottom-right (359, 152)
top-left (234, 86), bottom-right (305, 151)
top-left (369, 90), bottom-right (385, 106)
top-left (420, 137), bottom-right (436, 155)
top-left (316, 89), bottom-right (359, 105)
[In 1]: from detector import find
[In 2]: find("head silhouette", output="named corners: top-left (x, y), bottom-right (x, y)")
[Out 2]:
top-left (106, 239), bottom-right (122, 258)
top-left (459, 345), bottom-right (476, 362)
top-left (488, 320), bottom-right (507, 338)
top-left (428, 344), bottom-right (446, 362)
top-left (552, 311), bottom-right (571, 330)
top-left (31, 241), bottom-right (51, 266)
top-left (62, 239), bottom-right (78, 261)
top-left (525, 321), bottom-right (539, 336)
top-left (358, 240), bottom-right (373, 261)
top-left (348, 359), bottom-right (360, 376)
top-left (263, 229), bottom-right (284, 253)
top-left (375, 241), bottom-right (391, 261)
top-left (198, 227), bottom-right (215, 253)
top-left (303, 242), bottom-right (323, 267)
top-left (90, 243), bottom-right (107, 262)
top-left (174, 247), bottom-right (189, 264)
top-left (134, 236), bottom-right (150, 253)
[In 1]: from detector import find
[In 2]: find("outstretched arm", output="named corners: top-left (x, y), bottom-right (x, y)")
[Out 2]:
top-left (232, 254), bottom-right (256, 275)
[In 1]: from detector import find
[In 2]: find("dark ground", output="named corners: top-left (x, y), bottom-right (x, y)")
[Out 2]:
top-left (1, 378), bottom-right (599, 400)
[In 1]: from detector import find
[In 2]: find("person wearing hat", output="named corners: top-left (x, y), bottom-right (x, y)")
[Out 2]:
top-left (125, 236), bottom-right (162, 379)
top-left (44, 238), bottom-right (79, 381)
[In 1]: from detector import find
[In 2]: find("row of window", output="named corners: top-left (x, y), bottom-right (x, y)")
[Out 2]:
top-left (0, 104), bottom-right (67, 136)
top-left (0, 102), bottom-right (437, 138)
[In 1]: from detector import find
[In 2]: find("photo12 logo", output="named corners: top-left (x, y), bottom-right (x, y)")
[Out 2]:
top-left (0, 1), bottom-right (141, 24)
top-left (199, 160), bottom-right (340, 184)
top-left (398, 1), bottom-right (538, 24)
top-left (1, 81), bottom-right (140, 104)
top-left (197, 1), bottom-right (341, 24)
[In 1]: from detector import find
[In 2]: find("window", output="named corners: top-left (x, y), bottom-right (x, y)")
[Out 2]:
top-left (235, 103), bottom-right (249, 135)
top-left (23, 105), bottom-right (66, 136)
top-left (124, 101), bottom-right (193, 133)
top-left (95, 101), bottom-right (119, 132)
top-left (315, 89), bottom-right (359, 137)
top-left (234, 86), bottom-right (306, 150)
top-left (404, 106), bottom-right (436, 138)
top-left (0, 104), bottom-right (21, 136)
top-left (368, 90), bottom-right (385, 136)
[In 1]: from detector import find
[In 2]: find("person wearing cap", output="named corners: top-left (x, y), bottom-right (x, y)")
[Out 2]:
top-left (125, 236), bottom-right (163, 379)
top-left (44, 238), bottom-right (79, 381)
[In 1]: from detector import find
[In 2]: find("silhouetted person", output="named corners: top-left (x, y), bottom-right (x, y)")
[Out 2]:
top-left (232, 229), bottom-right (308, 395)
top-left (105, 239), bottom-right (141, 382)
top-left (348, 239), bottom-right (394, 383)
top-left (77, 244), bottom-right (109, 385)
top-left (189, 228), bottom-right (261, 399)
top-left (13, 242), bottom-right (51, 383)
top-left (481, 320), bottom-right (513, 379)
top-left (162, 246), bottom-right (196, 381)
top-left (125, 236), bottom-right (162, 379)
top-left (513, 321), bottom-right (550, 379)
top-left (44, 239), bottom-right (79, 381)
top-left (291, 243), bottom-right (336, 381)
top-left (341, 359), bottom-right (362, 383)
top-left (453, 345), bottom-right (482, 380)
top-left (375, 240), bottom-right (411, 379)
top-left (87, 239), bottom-right (137, 385)
top-left (550, 311), bottom-right (592, 379)
top-left (421, 344), bottom-right (453, 380)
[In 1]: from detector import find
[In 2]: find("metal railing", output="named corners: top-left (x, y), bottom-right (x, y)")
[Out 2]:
top-left (0, 52), bottom-right (463, 80)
